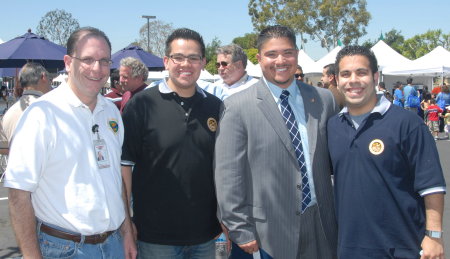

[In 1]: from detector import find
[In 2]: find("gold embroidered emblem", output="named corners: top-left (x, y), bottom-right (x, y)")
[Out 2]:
top-left (207, 118), bottom-right (217, 132)
top-left (369, 139), bottom-right (384, 155)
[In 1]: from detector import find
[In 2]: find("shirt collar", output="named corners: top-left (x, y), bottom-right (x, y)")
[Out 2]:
top-left (263, 76), bottom-right (299, 103)
top-left (22, 89), bottom-right (44, 97)
top-left (158, 79), bottom-right (207, 98)
top-left (224, 73), bottom-right (250, 89)
top-left (339, 94), bottom-right (391, 118)
top-left (60, 80), bottom-right (105, 111)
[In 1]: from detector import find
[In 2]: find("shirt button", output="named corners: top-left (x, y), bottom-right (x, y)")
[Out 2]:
top-left (185, 113), bottom-right (189, 116)
top-left (181, 101), bottom-right (184, 105)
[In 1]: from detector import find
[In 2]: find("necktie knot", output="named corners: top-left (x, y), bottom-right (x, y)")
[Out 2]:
top-left (280, 90), bottom-right (290, 100)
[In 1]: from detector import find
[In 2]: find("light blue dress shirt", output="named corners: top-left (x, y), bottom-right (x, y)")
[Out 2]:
top-left (263, 77), bottom-right (317, 206)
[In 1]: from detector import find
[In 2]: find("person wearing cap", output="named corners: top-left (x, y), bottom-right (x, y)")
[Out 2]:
top-left (328, 45), bottom-right (446, 258)
top-left (4, 27), bottom-right (136, 259)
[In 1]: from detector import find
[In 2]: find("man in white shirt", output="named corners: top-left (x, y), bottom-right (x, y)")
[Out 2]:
top-left (2, 62), bottom-right (52, 143)
top-left (205, 44), bottom-right (258, 100)
top-left (4, 27), bottom-right (136, 259)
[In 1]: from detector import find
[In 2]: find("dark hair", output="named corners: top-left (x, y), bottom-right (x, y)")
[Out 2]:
top-left (110, 69), bottom-right (120, 88)
top-left (165, 28), bottom-right (205, 58)
top-left (378, 81), bottom-right (386, 88)
top-left (66, 27), bottom-right (112, 56)
top-left (406, 77), bottom-right (413, 84)
top-left (257, 25), bottom-right (297, 52)
top-left (297, 65), bottom-right (303, 71)
top-left (324, 63), bottom-right (335, 76)
top-left (335, 45), bottom-right (378, 75)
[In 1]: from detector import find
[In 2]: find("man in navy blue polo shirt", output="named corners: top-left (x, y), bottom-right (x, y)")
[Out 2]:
top-left (328, 45), bottom-right (446, 259)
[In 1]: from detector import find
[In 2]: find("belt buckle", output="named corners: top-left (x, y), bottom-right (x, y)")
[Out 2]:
top-left (99, 232), bottom-right (107, 238)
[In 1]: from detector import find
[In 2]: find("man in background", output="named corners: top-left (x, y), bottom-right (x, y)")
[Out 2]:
top-left (204, 44), bottom-right (258, 100)
top-left (118, 57), bottom-right (148, 112)
top-left (403, 77), bottom-right (419, 112)
top-left (2, 62), bottom-right (52, 143)
top-left (104, 69), bottom-right (124, 109)
top-left (321, 63), bottom-right (345, 109)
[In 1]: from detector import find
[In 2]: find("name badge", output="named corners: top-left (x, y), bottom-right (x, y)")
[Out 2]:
top-left (93, 139), bottom-right (110, 169)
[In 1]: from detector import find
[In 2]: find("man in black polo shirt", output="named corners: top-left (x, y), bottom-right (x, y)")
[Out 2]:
top-left (328, 45), bottom-right (446, 258)
top-left (121, 28), bottom-right (222, 258)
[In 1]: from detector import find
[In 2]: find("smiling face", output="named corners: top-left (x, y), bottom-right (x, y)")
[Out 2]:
top-left (257, 37), bottom-right (298, 89)
top-left (163, 39), bottom-right (205, 97)
top-left (337, 55), bottom-right (379, 115)
top-left (64, 34), bottom-right (110, 107)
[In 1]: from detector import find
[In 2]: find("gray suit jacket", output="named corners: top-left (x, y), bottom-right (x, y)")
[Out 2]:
top-left (214, 79), bottom-right (338, 259)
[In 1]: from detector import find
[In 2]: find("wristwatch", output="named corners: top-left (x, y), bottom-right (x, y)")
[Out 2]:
top-left (425, 230), bottom-right (443, 238)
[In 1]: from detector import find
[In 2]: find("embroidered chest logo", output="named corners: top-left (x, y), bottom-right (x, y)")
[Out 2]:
top-left (207, 118), bottom-right (217, 132)
top-left (108, 119), bottom-right (119, 134)
top-left (369, 139), bottom-right (384, 155)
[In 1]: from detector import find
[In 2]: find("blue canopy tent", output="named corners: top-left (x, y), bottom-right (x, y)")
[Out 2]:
top-left (0, 30), bottom-right (66, 71)
top-left (111, 45), bottom-right (164, 71)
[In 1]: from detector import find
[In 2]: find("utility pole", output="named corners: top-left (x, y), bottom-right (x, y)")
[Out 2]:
top-left (142, 15), bottom-right (156, 52)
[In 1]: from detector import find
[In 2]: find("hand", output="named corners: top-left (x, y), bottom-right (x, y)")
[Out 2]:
top-left (238, 240), bottom-right (259, 254)
top-left (122, 229), bottom-right (137, 259)
top-left (220, 223), bottom-right (232, 252)
top-left (420, 236), bottom-right (445, 259)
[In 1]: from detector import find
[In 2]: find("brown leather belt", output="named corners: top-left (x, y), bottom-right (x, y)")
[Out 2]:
top-left (40, 224), bottom-right (114, 244)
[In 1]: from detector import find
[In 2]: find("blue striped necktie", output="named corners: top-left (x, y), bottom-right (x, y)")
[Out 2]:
top-left (279, 90), bottom-right (311, 213)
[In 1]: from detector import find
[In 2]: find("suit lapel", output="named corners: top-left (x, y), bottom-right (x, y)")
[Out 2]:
top-left (297, 82), bottom-right (318, 162)
top-left (255, 80), bottom-right (298, 162)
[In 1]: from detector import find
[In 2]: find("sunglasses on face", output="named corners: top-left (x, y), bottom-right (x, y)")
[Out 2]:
top-left (295, 73), bottom-right (305, 79)
top-left (215, 61), bottom-right (230, 69)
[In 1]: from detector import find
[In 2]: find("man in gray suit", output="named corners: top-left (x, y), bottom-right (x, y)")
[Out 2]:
top-left (215, 25), bottom-right (338, 259)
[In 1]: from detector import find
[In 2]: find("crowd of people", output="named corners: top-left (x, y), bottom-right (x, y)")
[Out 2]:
top-left (1, 24), bottom-right (447, 259)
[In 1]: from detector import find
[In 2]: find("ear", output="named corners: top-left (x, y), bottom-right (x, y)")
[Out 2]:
top-left (374, 71), bottom-right (380, 84)
top-left (256, 53), bottom-right (261, 63)
top-left (163, 56), bottom-right (170, 70)
top-left (63, 55), bottom-right (72, 73)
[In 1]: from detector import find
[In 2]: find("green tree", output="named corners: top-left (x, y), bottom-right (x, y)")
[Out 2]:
top-left (401, 29), bottom-right (450, 59)
top-left (139, 20), bottom-right (174, 57)
top-left (204, 37), bottom-right (222, 75)
top-left (36, 9), bottom-right (80, 46)
top-left (248, 0), bottom-right (371, 51)
top-left (244, 48), bottom-right (259, 64)
top-left (361, 28), bottom-right (405, 51)
top-left (233, 33), bottom-right (258, 49)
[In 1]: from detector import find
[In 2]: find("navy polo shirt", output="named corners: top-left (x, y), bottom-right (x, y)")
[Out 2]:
top-left (327, 95), bottom-right (446, 258)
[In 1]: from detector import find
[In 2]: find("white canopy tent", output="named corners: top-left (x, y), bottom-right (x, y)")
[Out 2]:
top-left (304, 46), bottom-right (342, 74)
top-left (383, 46), bottom-right (450, 76)
top-left (246, 59), bottom-right (262, 78)
top-left (297, 49), bottom-right (316, 72)
top-left (370, 40), bottom-right (411, 71)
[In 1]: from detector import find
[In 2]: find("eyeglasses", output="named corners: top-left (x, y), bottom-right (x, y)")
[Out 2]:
top-left (294, 73), bottom-right (305, 79)
top-left (215, 61), bottom-right (230, 69)
top-left (169, 54), bottom-right (203, 64)
top-left (70, 56), bottom-right (112, 67)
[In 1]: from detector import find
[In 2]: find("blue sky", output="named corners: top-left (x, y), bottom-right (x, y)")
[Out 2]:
top-left (1, 0), bottom-right (449, 60)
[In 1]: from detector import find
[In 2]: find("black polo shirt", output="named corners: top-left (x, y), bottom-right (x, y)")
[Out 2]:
top-left (121, 82), bottom-right (222, 245)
